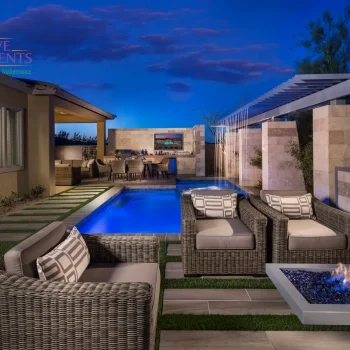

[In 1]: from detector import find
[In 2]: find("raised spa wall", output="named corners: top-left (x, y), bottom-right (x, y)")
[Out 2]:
top-left (106, 126), bottom-right (205, 176)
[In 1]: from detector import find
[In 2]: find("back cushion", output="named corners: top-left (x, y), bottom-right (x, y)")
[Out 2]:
top-left (72, 160), bottom-right (83, 167)
top-left (265, 193), bottom-right (313, 219)
top-left (260, 190), bottom-right (307, 203)
top-left (191, 190), bottom-right (237, 218)
top-left (4, 222), bottom-right (68, 278)
top-left (62, 160), bottom-right (73, 166)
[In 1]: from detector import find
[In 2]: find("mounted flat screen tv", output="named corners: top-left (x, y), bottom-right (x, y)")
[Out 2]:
top-left (154, 133), bottom-right (183, 150)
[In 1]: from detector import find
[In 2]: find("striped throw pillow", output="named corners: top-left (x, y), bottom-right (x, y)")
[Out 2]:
top-left (191, 193), bottom-right (237, 218)
top-left (37, 227), bottom-right (90, 282)
top-left (265, 193), bottom-right (313, 219)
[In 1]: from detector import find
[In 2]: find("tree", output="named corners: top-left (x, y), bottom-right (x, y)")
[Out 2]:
top-left (297, 6), bottom-right (350, 73)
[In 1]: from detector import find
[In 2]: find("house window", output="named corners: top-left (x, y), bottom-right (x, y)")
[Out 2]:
top-left (0, 106), bottom-right (24, 173)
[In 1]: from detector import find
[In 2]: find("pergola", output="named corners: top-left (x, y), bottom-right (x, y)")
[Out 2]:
top-left (221, 74), bottom-right (350, 126)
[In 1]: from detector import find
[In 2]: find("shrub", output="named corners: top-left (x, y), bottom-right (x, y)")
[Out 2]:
top-left (29, 185), bottom-right (45, 199)
top-left (250, 147), bottom-right (262, 170)
top-left (0, 192), bottom-right (22, 209)
top-left (288, 140), bottom-right (313, 192)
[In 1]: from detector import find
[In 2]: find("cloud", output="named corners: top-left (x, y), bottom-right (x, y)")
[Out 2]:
top-left (90, 6), bottom-right (203, 25)
top-left (140, 34), bottom-right (190, 54)
top-left (63, 83), bottom-right (114, 91)
top-left (165, 82), bottom-right (192, 93)
top-left (192, 28), bottom-right (223, 37)
top-left (0, 5), bottom-right (139, 62)
top-left (201, 44), bottom-right (277, 54)
top-left (146, 52), bottom-right (294, 85)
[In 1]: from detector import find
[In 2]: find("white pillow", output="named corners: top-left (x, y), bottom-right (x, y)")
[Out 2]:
top-left (191, 192), bottom-right (237, 218)
top-left (87, 159), bottom-right (95, 168)
top-left (37, 227), bottom-right (90, 282)
top-left (81, 160), bottom-right (88, 168)
top-left (265, 193), bottom-right (313, 219)
top-left (55, 160), bottom-right (62, 164)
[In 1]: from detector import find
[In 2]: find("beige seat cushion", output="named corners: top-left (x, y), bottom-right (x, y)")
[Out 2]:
top-left (260, 190), bottom-right (307, 203)
top-left (196, 219), bottom-right (254, 250)
top-left (288, 220), bottom-right (347, 250)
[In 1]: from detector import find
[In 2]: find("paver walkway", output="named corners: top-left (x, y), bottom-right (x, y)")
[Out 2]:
top-left (160, 243), bottom-right (347, 349)
top-left (0, 186), bottom-right (112, 241)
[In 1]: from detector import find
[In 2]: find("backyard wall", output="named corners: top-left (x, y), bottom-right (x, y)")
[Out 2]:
top-left (55, 145), bottom-right (83, 160)
top-left (107, 126), bottom-right (205, 175)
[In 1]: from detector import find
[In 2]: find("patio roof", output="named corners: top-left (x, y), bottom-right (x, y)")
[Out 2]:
top-left (0, 73), bottom-right (116, 120)
top-left (221, 74), bottom-right (350, 126)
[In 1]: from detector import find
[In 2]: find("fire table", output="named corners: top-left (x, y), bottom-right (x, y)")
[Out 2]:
top-left (266, 263), bottom-right (350, 325)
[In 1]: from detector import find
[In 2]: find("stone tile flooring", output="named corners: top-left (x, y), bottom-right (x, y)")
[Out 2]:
top-left (0, 186), bottom-right (112, 241)
top-left (160, 243), bottom-right (347, 349)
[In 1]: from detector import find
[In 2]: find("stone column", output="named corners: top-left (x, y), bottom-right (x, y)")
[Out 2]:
top-left (27, 95), bottom-right (55, 195)
top-left (97, 121), bottom-right (106, 160)
top-left (238, 128), bottom-right (262, 187)
top-left (224, 131), bottom-right (239, 179)
top-left (262, 121), bottom-right (305, 190)
top-left (313, 105), bottom-right (350, 205)
top-left (194, 125), bottom-right (205, 176)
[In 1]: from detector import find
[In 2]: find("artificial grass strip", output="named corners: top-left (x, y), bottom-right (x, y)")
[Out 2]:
top-left (9, 213), bottom-right (63, 217)
top-left (0, 241), bottom-right (20, 256)
top-left (159, 314), bottom-right (350, 332)
top-left (0, 230), bottom-right (36, 233)
top-left (22, 207), bottom-right (76, 210)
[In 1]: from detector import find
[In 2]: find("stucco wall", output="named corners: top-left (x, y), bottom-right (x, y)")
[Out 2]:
top-left (56, 146), bottom-right (83, 160)
top-left (0, 83), bottom-right (28, 196)
top-left (337, 168), bottom-right (350, 213)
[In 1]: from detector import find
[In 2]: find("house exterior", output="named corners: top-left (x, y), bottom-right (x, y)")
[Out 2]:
top-left (0, 73), bottom-right (116, 197)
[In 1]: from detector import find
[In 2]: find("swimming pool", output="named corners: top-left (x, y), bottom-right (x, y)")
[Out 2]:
top-left (78, 179), bottom-right (244, 234)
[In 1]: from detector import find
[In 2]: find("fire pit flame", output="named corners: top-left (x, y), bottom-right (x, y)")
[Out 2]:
top-left (331, 263), bottom-right (350, 286)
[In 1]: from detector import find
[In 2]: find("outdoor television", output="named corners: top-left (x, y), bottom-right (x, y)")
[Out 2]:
top-left (154, 133), bottom-right (183, 150)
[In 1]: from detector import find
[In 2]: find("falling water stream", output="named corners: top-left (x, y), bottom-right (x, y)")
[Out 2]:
top-left (214, 107), bottom-right (249, 185)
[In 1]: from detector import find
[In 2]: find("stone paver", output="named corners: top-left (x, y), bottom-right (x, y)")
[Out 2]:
top-left (160, 331), bottom-right (274, 350)
top-left (0, 216), bottom-right (59, 222)
top-left (65, 191), bottom-right (101, 195)
top-left (160, 331), bottom-right (350, 350)
top-left (165, 262), bottom-right (184, 279)
top-left (57, 194), bottom-right (95, 198)
top-left (33, 203), bottom-right (78, 208)
top-left (167, 244), bottom-right (181, 256)
top-left (0, 223), bottom-right (47, 230)
top-left (45, 198), bottom-right (87, 203)
top-left (164, 289), bottom-right (249, 301)
top-left (20, 209), bottom-right (71, 214)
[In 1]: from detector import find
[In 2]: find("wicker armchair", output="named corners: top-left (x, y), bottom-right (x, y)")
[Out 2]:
top-left (55, 165), bottom-right (81, 185)
top-left (96, 159), bottom-right (111, 179)
top-left (181, 194), bottom-right (268, 276)
top-left (127, 159), bottom-right (144, 181)
top-left (156, 158), bottom-right (169, 179)
top-left (111, 160), bottom-right (127, 180)
top-left (249, 191), bottom-right (350, 264)
top-left (1, 223), bottom-right (160, 350)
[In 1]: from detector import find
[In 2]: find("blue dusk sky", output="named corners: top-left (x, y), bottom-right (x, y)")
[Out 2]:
top-left (0, 0), bottom-right (348, 141)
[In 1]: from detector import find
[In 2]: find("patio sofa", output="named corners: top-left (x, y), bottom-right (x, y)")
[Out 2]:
top-left (181, 191), bottom-right (268, 275)
top-left (59, 159), bottom-right (98, 178)
top-left (249, 190), bottom-right (350, 264)
top-left (55, 163), bottom-right (81, 185)
top-left (0, 222), bottom-right (160, 350)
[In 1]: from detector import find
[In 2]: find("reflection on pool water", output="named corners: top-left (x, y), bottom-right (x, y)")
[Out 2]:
top-left (78, 179), bottom-right (244, 234)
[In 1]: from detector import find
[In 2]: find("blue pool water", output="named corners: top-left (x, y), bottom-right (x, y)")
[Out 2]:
top-left (78, 180), bottom-right (244, 234)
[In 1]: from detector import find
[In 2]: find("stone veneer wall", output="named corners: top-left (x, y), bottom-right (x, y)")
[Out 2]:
top-left (224, 131), bottom-right (239, 179)
top-left (238, 128), bottom-right (262, 187)
top-left (313, 105), bottom-right (350, 205)
top-left (336, 168), bottom-right (350, 212)
top-left (262, 121), bottom-right (305, 190)
top-left (107, 126), bottom-right (205, 175)
top-left (194, 125), bottom-right (205, 176)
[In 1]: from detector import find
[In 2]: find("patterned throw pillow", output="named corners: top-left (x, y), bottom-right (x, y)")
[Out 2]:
top-left (87, 159), bottom-right (95, 168)
top-left (265, 193), bottom-right (313, 219)
top-left (37, 227), bottom-right (90, 282)
top-left (191, 193), bottom-right (237, 218)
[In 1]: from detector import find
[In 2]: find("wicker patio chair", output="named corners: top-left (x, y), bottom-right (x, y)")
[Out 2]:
top-left (156, 158), bottom-right (169, 179)
top-left (55, 165), bottom-right (81, 185)
top-left (127, 159), bottom-right (144, 181)
top-left (181, 194), bottom-right (268, 276)
top-left (96, 159), bottom-right (111, 179)
top-left (0, 222), bottom-right (160, 350)
top-left (111, 160), bottom-right (127, 180)
top-left (249, 190), bottom-right (350, 264)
